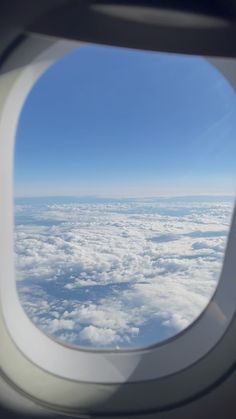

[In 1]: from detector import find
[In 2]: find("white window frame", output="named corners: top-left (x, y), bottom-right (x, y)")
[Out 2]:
top-left (0, 34), bottom-right (236, 414)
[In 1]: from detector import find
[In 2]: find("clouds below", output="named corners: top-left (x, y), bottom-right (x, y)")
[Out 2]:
top-left (15, 197), bottom-right (233, 348)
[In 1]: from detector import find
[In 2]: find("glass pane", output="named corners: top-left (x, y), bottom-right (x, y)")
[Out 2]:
top-left (14, 45), bottom-right (236, 349)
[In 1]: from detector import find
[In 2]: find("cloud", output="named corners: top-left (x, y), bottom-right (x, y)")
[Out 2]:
top-left (79, 326), bottom-right (120, 345)
top-left (15, 197), bottom-right (233, 348)
top-left (47, 318), bottom-right (75, 333)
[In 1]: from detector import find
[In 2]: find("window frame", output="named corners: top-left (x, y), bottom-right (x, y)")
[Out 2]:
top-left (0, 34), bottom-right (236, 414)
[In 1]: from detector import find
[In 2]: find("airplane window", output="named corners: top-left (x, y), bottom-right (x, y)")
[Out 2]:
top-left (14, 45), bottom-right (236, 350)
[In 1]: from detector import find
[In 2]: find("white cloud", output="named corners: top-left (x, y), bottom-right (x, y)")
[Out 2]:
top-left (79, 325), bottom-right (120, 345)
top-left (48, 318), bottom-right (75, 333)
top-left (15, 197), bottom-right (234, 348)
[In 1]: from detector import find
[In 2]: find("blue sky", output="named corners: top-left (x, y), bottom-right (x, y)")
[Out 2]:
top-left (15, 44), bottom-right (236, 197)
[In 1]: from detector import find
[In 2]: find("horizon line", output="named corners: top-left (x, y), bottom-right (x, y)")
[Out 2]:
top-left (14, 193), bottom-right (236, 200)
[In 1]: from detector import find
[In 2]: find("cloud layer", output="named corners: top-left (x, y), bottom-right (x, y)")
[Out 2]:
top-left (15, 197), bottom-right (233, 348)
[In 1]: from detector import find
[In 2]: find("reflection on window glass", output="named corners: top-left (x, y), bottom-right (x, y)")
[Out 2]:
top-left (14, 45), bottom-right (236, 349)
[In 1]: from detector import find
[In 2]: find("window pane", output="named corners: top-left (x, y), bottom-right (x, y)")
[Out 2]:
top-left (14, 45), bottom-right (236, 349)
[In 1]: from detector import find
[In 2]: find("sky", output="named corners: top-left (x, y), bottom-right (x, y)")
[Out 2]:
top-left (14, 44), bottom-right (236, 198)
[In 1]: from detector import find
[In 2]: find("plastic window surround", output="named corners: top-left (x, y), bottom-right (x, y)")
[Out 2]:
top-left (0, 35), bottom-right (236, 389)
